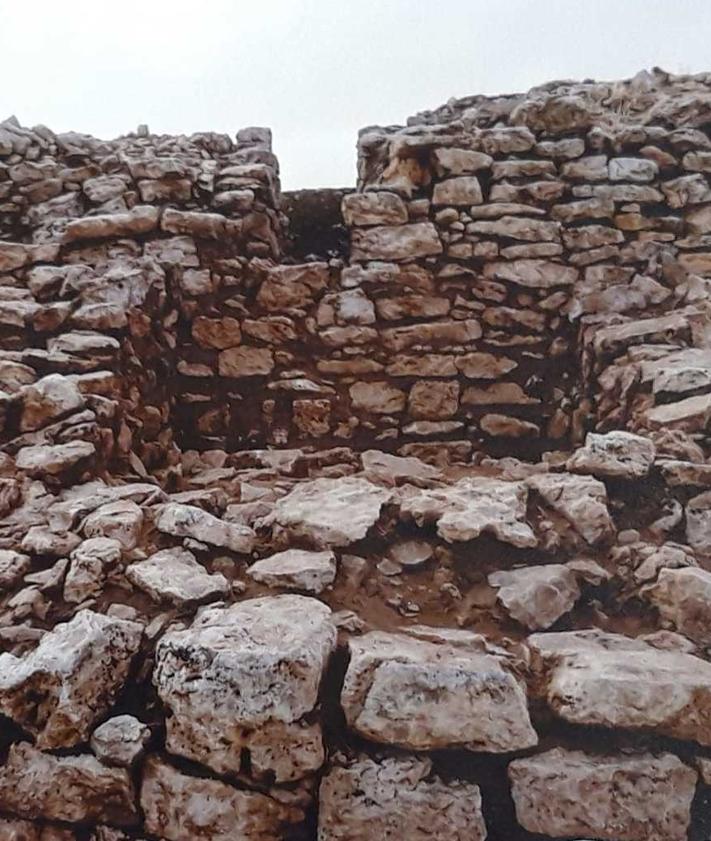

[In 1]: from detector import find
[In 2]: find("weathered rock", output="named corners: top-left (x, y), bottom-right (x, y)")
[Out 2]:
top-left (126, 547), bottom-right (230, 606)
top-left (153, 595), bottom-right (335, 779)
top-left (489, 564), bottom-right (580, 629)
top-left (342, 192), bottom-right (408, 226)
top-left (342, 630), bottom-right (537, 751)
top-left (351, 223), bottom-right (442, 261)
top-left (685, 490), bottom-right (711, 553)
top-left (319, 755), bottom-right (487, 841)
top-left (567, 430), bottom-right (656, 478)
top-left (82, 500), bottom-right (144, 551)
top-left (527, 472), bottom-right (615, 545)
top-left (247, 548), bottom-right (336, 594)
top-left (509, 747), bottom-right (696, 841)
top-left (270, 476), bottom-right (393, 547)
top-left (0, 550), bottom-right (31, 592)
top-left (0, 610), bottom-right (142, 748)
top-left (349, 380), bottom-right (406, 414)
top-left (16, 441), bottom-right (95, 479)
top-left (90, 715), bottom-right (150, 768)
top-left (155, 502), bottom-right (255, 553)
top-left (399, 477), bottom-right (537, 547)
top-left (530, 629), bottom-right (711, 745)
top-left (64, 537), bottom-right (122, 603)
top-left (63, 206), bottom-right (159, 241)
top-left (646, 566), bottom-right (711, 644)
top-left (0, 742), bottom-right (137, 826)
top-left (141, 757), bottom-right (300, 841)
top-left (20, 374), bottom-right (84, 432)
top-left (432, 176), bottom-right (483, 205)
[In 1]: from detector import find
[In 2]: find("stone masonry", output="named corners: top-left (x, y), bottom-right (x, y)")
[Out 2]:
top-left (1, 67), bottom-right (711, 838)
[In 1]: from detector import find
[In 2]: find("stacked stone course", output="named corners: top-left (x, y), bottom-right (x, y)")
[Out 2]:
top-left (2, 67), bottom-right (711, 839)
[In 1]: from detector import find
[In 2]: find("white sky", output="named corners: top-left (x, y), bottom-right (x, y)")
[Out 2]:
top-left (1, 0), bottom-right (710, 189)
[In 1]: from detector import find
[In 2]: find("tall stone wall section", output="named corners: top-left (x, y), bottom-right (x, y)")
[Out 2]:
top-left (0, 69), bottom-right (711, 841)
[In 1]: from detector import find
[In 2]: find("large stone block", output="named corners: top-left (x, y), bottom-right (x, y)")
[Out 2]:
top-left (341, 629), bottom-right (537, 751)
top-left (509, 747), bottom-right (696, 841)
top-left (153, 595), bottom-right (336, 780)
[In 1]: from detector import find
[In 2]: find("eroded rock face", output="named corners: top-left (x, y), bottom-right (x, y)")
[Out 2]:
top-left (153, 595), bottom-right (336, 780)
top-left (154, 502), bottom-right (255, 553)
top-left (509, 747), bottom-right (696, 841)
top-left (0, 610), bottom-right (142, 748)
top-left (530, 630), bottom-right (711, 745)
top-left (646, 565), bottom-right (711, 645)
top-left (567, 430), bottom-right (656, 478)
top-left (318, 755), bottom-right (487, 841)
top-left (341, 630), bottom-right (537, 751)
top-left (140, 757), bottom-right (300, 841)
top-left (527, 472), bottom-right (615, 545)
top-left (0, 743), bottom-right (137, 826)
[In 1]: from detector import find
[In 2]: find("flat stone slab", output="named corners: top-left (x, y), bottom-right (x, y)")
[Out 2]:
top-left (154, 594), bottom-right (336, 780)
top-left (530, 629), bottom-right (711, 745)
top-left (509, 747), bottom-right (696, 841)
top-left (399, 477), bottom-right (537, 547)
top-left (126, 547), bottom-right (230, 606)
top-left (269, 476), bottom-right (393, 547)
top-left (0, 742), bottom-right (137, 826)
top-left (341, 629), bottom-right (538, 752)
top-left (247, 548), bottom-right (336, 594)
top-left (567, 430), bottom-right (656, 479)
top-left (319, 755), bottom-right (487, 841)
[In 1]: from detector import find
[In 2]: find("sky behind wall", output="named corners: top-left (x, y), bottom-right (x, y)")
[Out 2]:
top-left (2, 0), bottom-right (710, 189)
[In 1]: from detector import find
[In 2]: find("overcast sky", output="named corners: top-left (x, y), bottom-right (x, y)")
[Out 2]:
top-left (2, 0), bottom-right (710, 189)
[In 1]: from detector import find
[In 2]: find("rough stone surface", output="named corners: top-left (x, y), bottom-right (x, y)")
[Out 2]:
top-left (153, 595), bottom-right (336, 779)
top-left (509, 747), bottom-right (696, 841)
top-left (247, 548), bottom-right (337, 593)
top-left (489, 564), bottom-right (581, 629)
top-left (341, 630), bottom-right (538, 751)
top-left (126, 547), bottom-right (230, 606)
top-left (319, 755), bottom-right (487, 841)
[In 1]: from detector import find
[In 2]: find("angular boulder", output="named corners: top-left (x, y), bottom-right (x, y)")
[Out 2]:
top-left (567, 430), bottom-right (656, 479)
top-left (246, 548), bottom-right (336, 594)
top-left (646, 565), bottom-right (711, 645)
top-left (341, 630), bottom-right (537, 751)
top-left (153, 594), bottom-right (336, 780)
top-left (0, 610), bottom-right (142, 748)
top-left (489, 563), bottom-right (581, 630)
top-left (154, 502), bottom-right (255, 553)
top-left (527, 472), bottom-right (615, 545)
top-left (126, 547), bottom-right (230, 606)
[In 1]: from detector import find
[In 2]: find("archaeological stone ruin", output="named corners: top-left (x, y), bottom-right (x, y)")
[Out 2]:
top-left (3, 66), bottom-right (711, 839)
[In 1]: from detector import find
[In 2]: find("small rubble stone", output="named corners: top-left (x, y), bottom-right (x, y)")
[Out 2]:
top-left (489, 564), bottom-right (581, 629)
top-left (90, 714), bottom-right (151, 768)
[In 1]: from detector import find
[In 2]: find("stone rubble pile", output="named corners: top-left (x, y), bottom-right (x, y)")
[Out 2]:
top-left (1, 67), bottom-right (711, 839)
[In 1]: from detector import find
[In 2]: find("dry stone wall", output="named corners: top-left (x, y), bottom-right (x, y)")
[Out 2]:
top-left (1, 68), bottom-right (711, 840)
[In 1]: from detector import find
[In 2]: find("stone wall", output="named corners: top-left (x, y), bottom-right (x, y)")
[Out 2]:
top-left (1, 68), bottom-right (711, 841)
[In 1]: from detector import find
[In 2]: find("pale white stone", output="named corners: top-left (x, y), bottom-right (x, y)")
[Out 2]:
top-left (527, 472), bottom-right (615, 545)
top-left (399, 477), bottom-right (537, 547)
top-left (319, 755), bottom-right (487, 841)
top-left (126, 547), bottom-right (230, 606)
top-left (341, 630), bottom-right (537, 751)
top-left (509, 747), bottom-right (695, 841)
top-left (567, 430), bottom-right (656, 479)
top-left (489, 563), bottom-right (580, 629)
top-left (153, 595), bottom-right (336, 779)
top-left (141, 757), bottom-right (299, 841)
top-left (0, 610), bottom-right (142, 748)
top-left (247, 548), bottom-right (336, 594)
top-left (91, 714), bottom-right (150, 767)
top-left (82, 499), bottom-right (144, 551)
top-left (646, 566), bottom-right (711, 644)
top-left (0, 743), bottom-right (137, 826)
top-left (270, 476), bottom-right (393, 547)
top-left (16, 441), bottom-right (95, 479)
top-left (154, 502), bottom-right (255, 553)
top-left (530, 629), bottom-right (711, 745)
